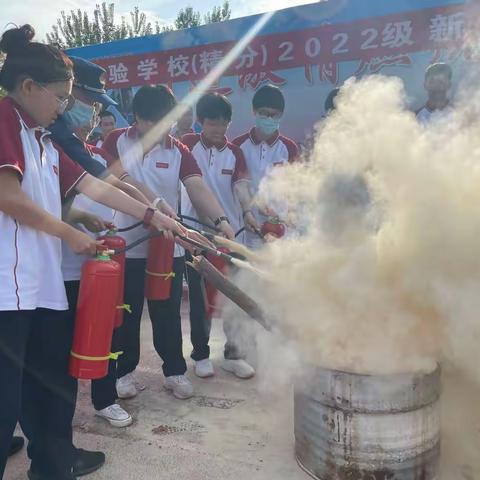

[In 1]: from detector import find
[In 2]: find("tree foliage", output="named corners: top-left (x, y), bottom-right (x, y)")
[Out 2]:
top-left (46, 1), bottom-right (232, 48)
top-left (204, 1), bottom-right (232, 25)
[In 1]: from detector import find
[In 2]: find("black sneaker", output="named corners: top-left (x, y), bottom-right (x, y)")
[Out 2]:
top-left (72, 448), bottom-right (105, 477)
top-left (27, 470), bottom-right (76, 480)
top-left (8, 436), bottom-right (24, 457)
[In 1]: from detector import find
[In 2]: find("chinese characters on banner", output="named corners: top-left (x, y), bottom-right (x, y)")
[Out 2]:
top-left (97, 5), bottom-right (466, 90)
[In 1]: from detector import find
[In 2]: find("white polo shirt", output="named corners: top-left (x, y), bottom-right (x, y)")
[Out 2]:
top-left (0, 97), bottom-right (87, 311)
top-left (62, 145), bottom-right (115, 282)
top-left (233, 128), bottom-right (298, 247)
top-left (103, 127), bottom-right (201, 258)
top-left (416, 103), bottom-right (453, 125)
top-left (180, 133), bottom-right (249, 237)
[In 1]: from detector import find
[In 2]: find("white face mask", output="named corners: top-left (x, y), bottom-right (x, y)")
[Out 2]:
top-left (63, 99), bottom-right (96, 130)
top-left (255, 114), bottom-right (280, 136)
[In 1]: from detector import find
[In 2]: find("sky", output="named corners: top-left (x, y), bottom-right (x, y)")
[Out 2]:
top-left (1, 0), bottom-right (317, 41)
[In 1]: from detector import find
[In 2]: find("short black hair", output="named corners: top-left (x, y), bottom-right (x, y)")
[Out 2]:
top-left (196, 93), bottom-right (232, 123)
top-left (133, 85), bottom-right (176, 122)
top-left (425, 62), bottom-right (452, 81)
top-left (252, 84), bottom-right (285, 112)
top-left (100, 110), bottom-right (115, 120)
top-left (324, 88), bottom-right (340, 113)
top-left (0, 25), bottom-right (73, 92)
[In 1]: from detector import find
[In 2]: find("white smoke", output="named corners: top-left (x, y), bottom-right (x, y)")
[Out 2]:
top-left (221, 72), bottom-right (480, 476)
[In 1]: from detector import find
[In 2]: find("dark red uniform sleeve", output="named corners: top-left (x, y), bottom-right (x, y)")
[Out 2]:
top-left (56, 147), bottom-right (88, 199)
top-left (102, 128), bottom-right (126, 160)
top-left (0, 99), bottom-right (26, 177)
top-left (232, 132), bottom-right (250, 147)
top-left (173, 139), bottom-right (202, 182)
top-left (228, 144), bottom-right (250, 184)
top-left (87, 145), bottom-right (116, 168)
top-left (180, 133), bottom-right (201, 151)
top-left (281, 136), bottom-right (300, 163)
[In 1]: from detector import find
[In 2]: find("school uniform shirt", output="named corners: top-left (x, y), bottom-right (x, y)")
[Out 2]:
top-left (170, 126), bottom-right (194, 139)
top-left (416, 103), bottom-right (453, 124)
top-left (0, 97), bottom-right (87, 311)
top-left (232, 128), bottom-right (299, 247)
top-left (61, 145), bottom-right (115, 282)
top-left (103, 127), bottom-right (201, 258)
top-left (180, 133), bottom-right (249, 237)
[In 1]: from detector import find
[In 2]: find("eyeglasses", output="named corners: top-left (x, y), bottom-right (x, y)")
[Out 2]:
top-left (36, 83), bottom-right (71, 115)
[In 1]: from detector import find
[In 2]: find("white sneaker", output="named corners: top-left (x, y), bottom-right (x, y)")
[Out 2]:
top-left (164, 375), bottom-right (194, 399)
top-left (95, 404), bottom-right (133, 427)
top-left (116, 373), bottom-right (138, 399)
top-left (222, 359), bottom-right (255, 379)
top-left (195, 359), bottom-right (214, 378)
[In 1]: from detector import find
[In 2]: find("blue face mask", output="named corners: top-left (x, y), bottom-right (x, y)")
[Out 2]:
top-left (255, 114), bottom-right (280, 137)
top-left (63, 99), bottom-right (96, 131)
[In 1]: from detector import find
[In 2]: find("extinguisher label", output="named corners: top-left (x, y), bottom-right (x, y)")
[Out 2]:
top-left (221, 169), bottom-right (233, 175)
top-left (156, 162), bottom-right (169, 169)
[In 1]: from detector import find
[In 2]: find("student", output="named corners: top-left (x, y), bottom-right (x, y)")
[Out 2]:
top-left (181, 92), bottom-right (259, 379)
top-left (324, 87), bottom-right (340, 116)
top-left (96, 110), bottom-right (116, 147)
top-left (225, 85), bottom-right (299, 377)
top-left (416, 63), bottom-right (453, 124)
top-left (103, 85), bottom-right (235, 400)
top-left (61, 127), bottom-right (133, 428)
top-left (48, 56), bottom-right (151, 206)
top-left (170, 104), bottom-right (194, 139)
top-left (233, 84), bottom-right (299, 248)
top-left (0, 25), bottom-right (188, 480)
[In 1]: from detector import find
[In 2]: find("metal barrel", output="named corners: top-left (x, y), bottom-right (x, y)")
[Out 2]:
top-left (294, 365), bottom-right (441, 480)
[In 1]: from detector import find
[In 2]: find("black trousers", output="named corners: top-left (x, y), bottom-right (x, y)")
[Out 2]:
top-left (185, 253), bottom-right (211, 361)
top-left (0, 308), bottom-right (76, 480)
top-left (185, 254), bottom-right (247, 361)
top-left (64, 281), bottom-right (118, 411)
top-left (116, 257), bottom-right (187, 379)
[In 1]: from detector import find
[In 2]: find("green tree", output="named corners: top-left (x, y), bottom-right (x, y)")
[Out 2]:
top-left (47, 1), bottom-right (232, 48)
top-left (174, 7), bottom-right (202, 30)
top-left (204, 1), bottom-right (231, 24)
top-left (46, 2), bottom-right (155, 48)
top-left (0, 53), bottom-right (5, 98)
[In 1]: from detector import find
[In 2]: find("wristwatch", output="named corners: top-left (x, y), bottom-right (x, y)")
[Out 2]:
top-left (214, 216), bottom-right (230, 226)
top-left (152, 197), bottom-right (164, 209)
top-left (143, 207), bottom-right (155, 228)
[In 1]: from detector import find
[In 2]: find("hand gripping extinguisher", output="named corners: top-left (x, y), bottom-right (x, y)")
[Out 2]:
top-left (69, 251), bottom-right (122, 380)
top-left (97, 229), bottom-right (128, 328)
top-left (204, 247), bottom-right (230, 317)
top-left (145, 234), bottom-right (175, 300)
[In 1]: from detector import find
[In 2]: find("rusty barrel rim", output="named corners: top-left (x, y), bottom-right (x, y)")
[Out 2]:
top-left (294, 364), bottom-right (441, 413)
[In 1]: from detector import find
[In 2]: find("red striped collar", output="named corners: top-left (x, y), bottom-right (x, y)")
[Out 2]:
top-left (200, 133), bottom-right (227, 151)
top-left (5, 96), bottom-right (40, 129)
top-left (249, 127), bottom-right (279, 146)
top-left (126, 125), bottom-right (173, 149)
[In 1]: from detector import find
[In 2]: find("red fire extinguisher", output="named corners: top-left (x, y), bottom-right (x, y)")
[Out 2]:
top-left (204, 247), bottom-right (230, 317)
top-left (145, 234), bottom-right (175, 300)
top-left (98, 230), bottom-right (127, 328)
top-left (69, 251), bottom-right (121, 380)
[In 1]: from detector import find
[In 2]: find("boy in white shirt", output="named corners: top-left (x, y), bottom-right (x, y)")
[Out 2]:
top-left (181, 93), bottom-right (258, 379)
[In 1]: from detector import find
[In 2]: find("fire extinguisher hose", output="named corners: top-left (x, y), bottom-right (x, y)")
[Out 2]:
top-left (233, 226), bottom-right (265, 241)
top-left (106, 215), bottom-right (221, 234)
top-left (104, 230), bottom-right (245, 267)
